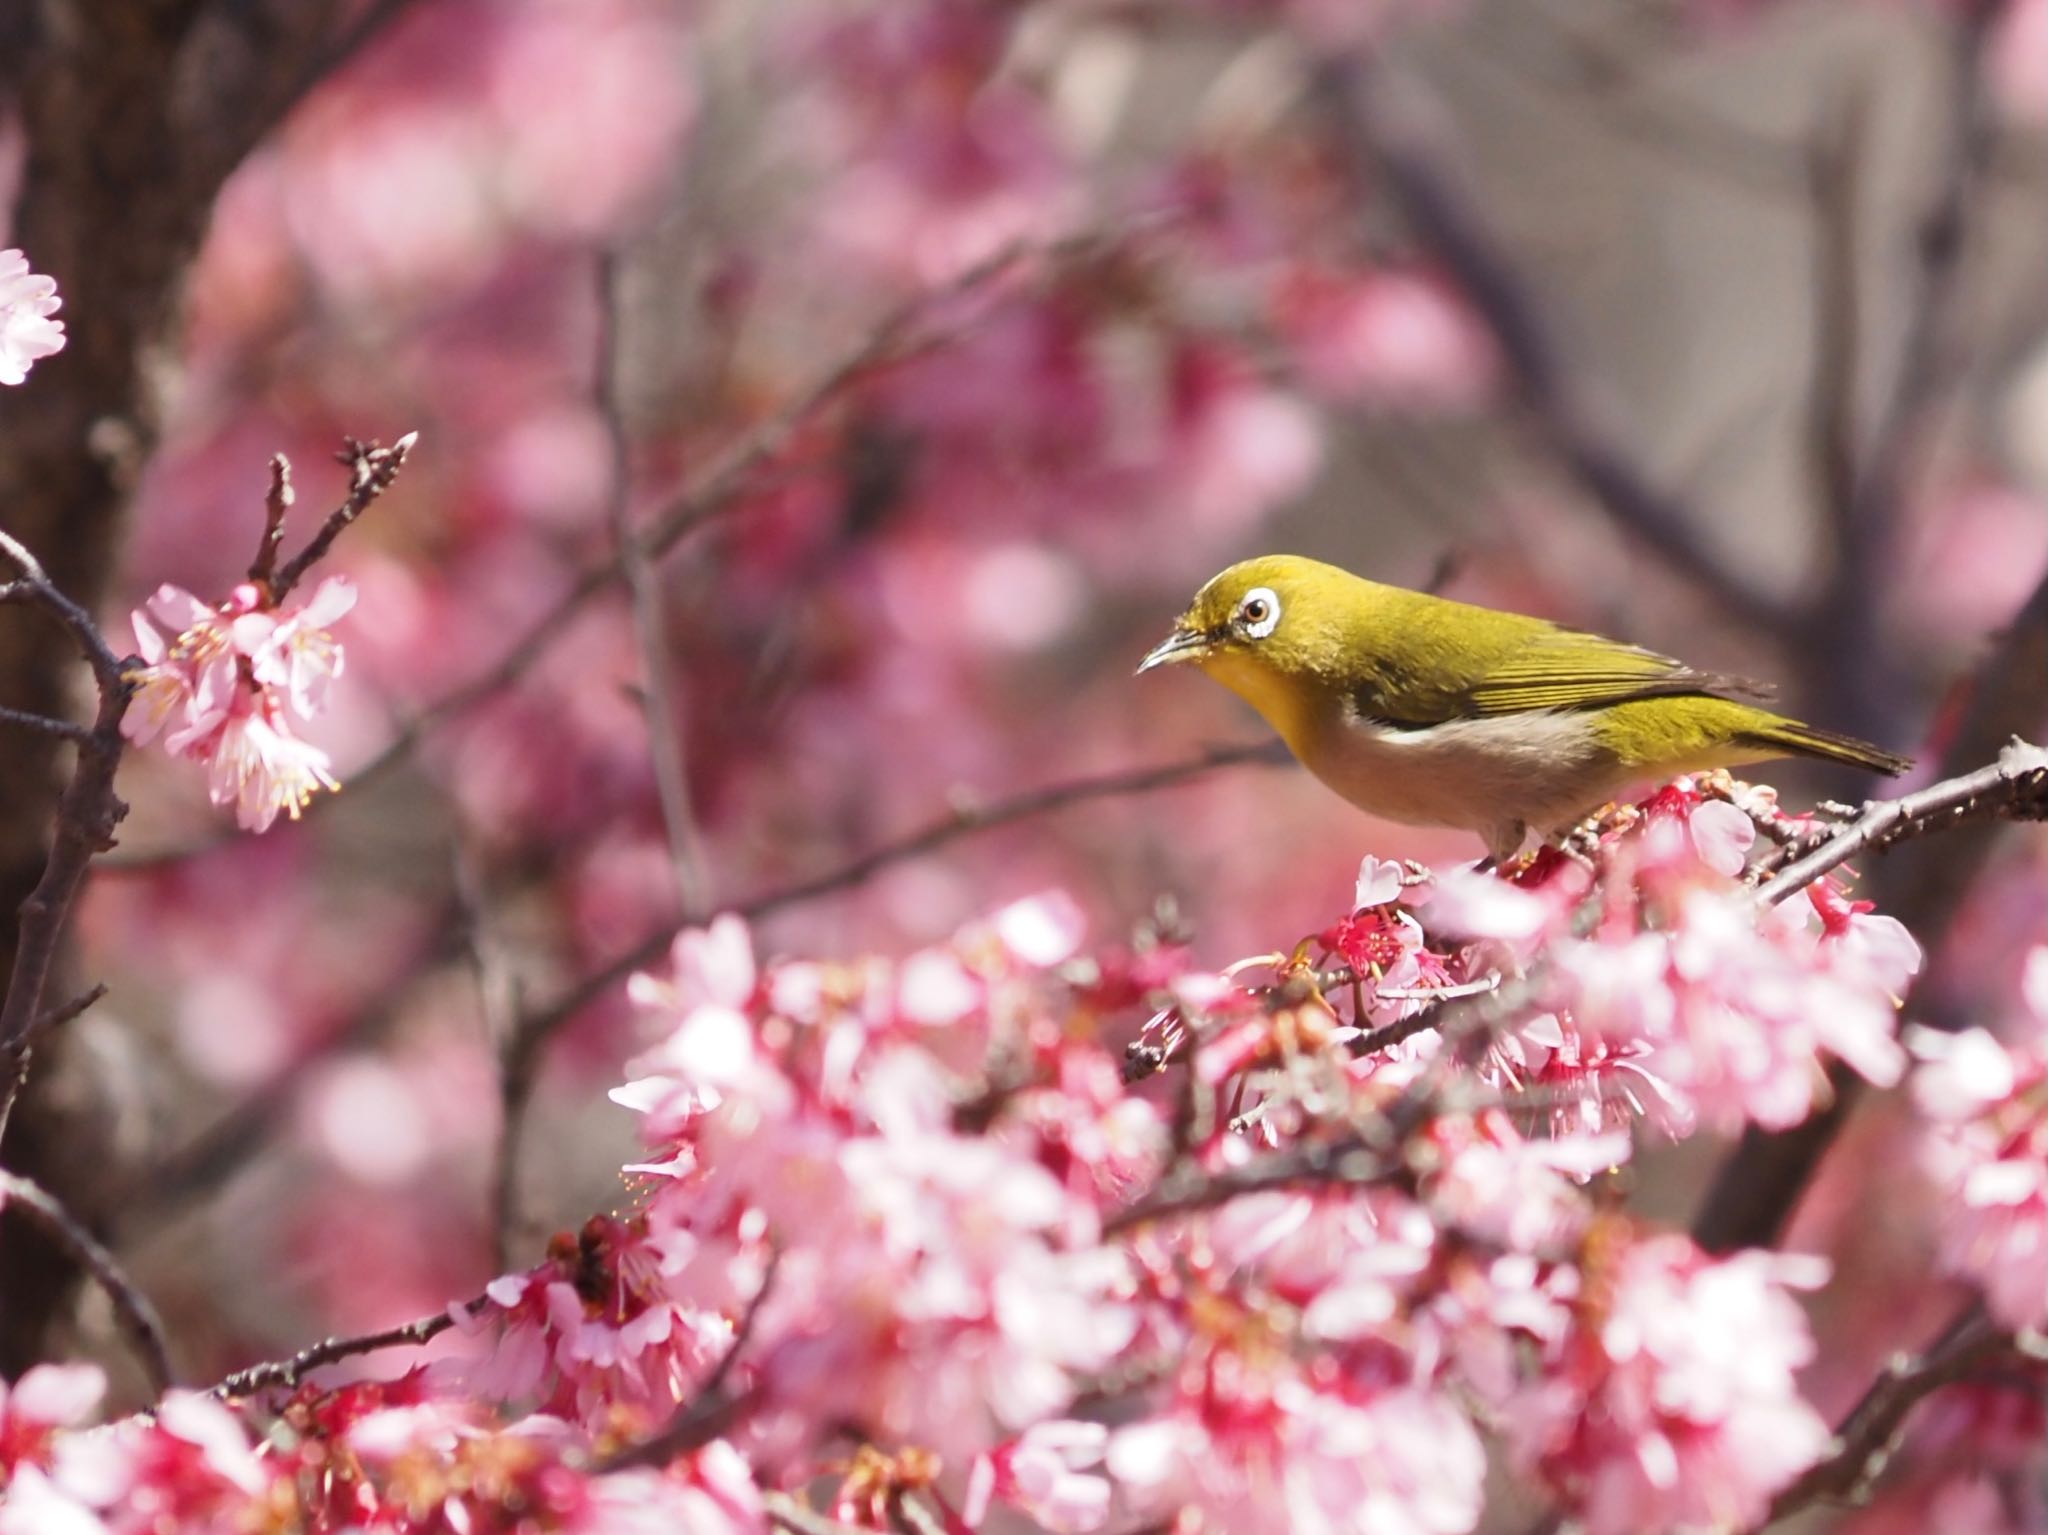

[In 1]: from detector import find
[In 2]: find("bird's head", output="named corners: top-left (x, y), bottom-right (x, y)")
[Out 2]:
top-left (1137, 555), bottom-right (1365, 739)
top-left (1137, 555), bottom-right (1355, 678)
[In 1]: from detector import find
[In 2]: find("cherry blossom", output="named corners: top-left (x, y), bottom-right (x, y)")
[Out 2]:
top-left (0, 249), bottom-right (64, 385)
top-left (1524, 1234), bottom-right (1832, 1535)
top-left (121, 577), bottom-right (355, 830)
top-left (1908, 947), bottom-right (2048, 1329)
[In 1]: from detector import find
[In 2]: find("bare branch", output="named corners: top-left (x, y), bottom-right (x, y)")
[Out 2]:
top-left (453, 845), bottom-right (527, 1273)
top-left (0, 1171), bottom-right (172, 1397)
top-left (1759, 1304), bottom-right (2011, 1525)
top-left (246, 453), bottom-right (295, 588)
top-left (0, 529), bottom-right (132, 694)
top-left (210, 1295), bottom-right (484, 1399)
top-left (1817, 0), bottom-right (2005, 756)
top-left (0, 533), bottom-right (131, 1144)
top-left (1758, 739), bottom-right (2048, 904)
top-left (269, 433), bottom-right (418, 601)
top-left (27, 984), bottom-right (108, 1044)
top-left (0, 705), bottom-right (94, 744)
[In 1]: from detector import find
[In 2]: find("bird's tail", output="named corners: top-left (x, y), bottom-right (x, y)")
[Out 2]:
top-left (1745, 721), bottom-right (1913, 777)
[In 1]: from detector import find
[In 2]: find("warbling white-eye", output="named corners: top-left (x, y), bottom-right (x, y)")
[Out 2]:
top-left (1138, 554), bottom-right (1911, 862)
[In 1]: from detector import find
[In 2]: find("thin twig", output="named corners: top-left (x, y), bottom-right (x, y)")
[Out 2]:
top-left (0, 1172), bottom-right (172, 1396)
top-left (1760, 1304), bottom-right (2009, 1524)
top-left (1757, 739), bottom-right (2048, 906)
top-left (210, 1294), bottom-right (486, 1399)
top-left (27, 983), bottom-right (107, 1043)
top-left (247, 454), bottom-right (295, 587)
top-left (597, 249), bottom-right (713, 911)
top-left (270, 433), bottom-right (417, 600)
top-left (0, 704), bottom-right (94, 743)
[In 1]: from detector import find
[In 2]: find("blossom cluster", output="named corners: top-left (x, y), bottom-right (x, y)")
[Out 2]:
top-left (5, 779), bottom-right (1961, 1534)
top-left (1908, 947), bottom-right (2048, 1330)
top-left (121, 578), bottom-right (356, 832)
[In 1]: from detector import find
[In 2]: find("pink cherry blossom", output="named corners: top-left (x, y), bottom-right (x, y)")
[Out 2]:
top-left (121, 576), bottom-right (355, 831)
top-left (0, 1363), bottom-right (104, 1476)
top-left (1907, 948), bottom-right (2048, 1329)
top-left (1526, 1234), bottom-right (1830, 1535)
top-left (966, 1421), bottom-right (1112, 1534)
top-left (0, 249), bottom-right (65, 385)
top-left (1109, 1361), bottom-right (1485, 1535)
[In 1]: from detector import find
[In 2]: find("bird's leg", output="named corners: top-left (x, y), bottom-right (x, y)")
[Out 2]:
top-left (1482, 819), bottom-right (1528, 869)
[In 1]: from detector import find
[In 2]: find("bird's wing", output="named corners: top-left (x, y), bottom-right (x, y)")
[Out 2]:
top-left (1355, 621), bottom-right (1771, 727)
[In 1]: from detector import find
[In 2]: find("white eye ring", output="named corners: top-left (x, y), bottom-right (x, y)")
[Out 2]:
top-left (1238, 586), bottom-right (1281, 639)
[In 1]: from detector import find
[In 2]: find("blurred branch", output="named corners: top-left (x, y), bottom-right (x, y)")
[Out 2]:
top-left (491, 738), bottom-right (1291, 1243)
top-left (0, 1171), bottom-right (172, 1397)
top-left (269, 0), bottom-right (428, 128)
top-left (1755, 739), bottom-right (2048, 903)
top-left (0, 532), bottom-right (131, 1148)
top-left (596, 250), bottom-right (714, 914)
top-left (1818, 0), bottom-right (2004, 752)
top-left (210, 1295), bottom-right (484, 1399)
top-left (1760, 1304), bottom-right (2020, 1525)
top-left (1475, 2), bottom-right (1810, 195)
top-left (1319, 56), bottom-right (1796, 638)
top-left (1805, 93), bottom-right (1867, 554)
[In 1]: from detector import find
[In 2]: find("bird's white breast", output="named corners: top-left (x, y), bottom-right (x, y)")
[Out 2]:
top-left (1301, 704), bottom-right (1618, 856)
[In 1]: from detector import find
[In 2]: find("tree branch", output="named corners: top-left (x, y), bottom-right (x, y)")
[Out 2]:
top-left (269, 433), bottom-right (418, 600)
top-left (0, 1171), bottom-right (172, 1397)
top-left (1760, 1304), bottom-right (2016, 1525)
top-left (1756, 739), bottom-right (2048, 904)
top-left (210, 1295), bottom-right (485, 1399)
top-left (0, 533), bottom-right (132, 1147)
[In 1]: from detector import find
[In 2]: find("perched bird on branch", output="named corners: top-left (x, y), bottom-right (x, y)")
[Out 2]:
top-left (1139, 554), bottom-right (1911, 863)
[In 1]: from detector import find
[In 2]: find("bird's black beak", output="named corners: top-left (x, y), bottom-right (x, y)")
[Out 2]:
top-left (1136, 625), bottom-right (1214, 674)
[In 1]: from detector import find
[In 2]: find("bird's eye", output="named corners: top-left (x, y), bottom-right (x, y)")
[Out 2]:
top-left (1237, 587), bottom-right (1281, 639)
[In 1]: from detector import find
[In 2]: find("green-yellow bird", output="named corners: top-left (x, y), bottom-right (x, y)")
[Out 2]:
top-left (1138, 554), bottom-right (1911, 862)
